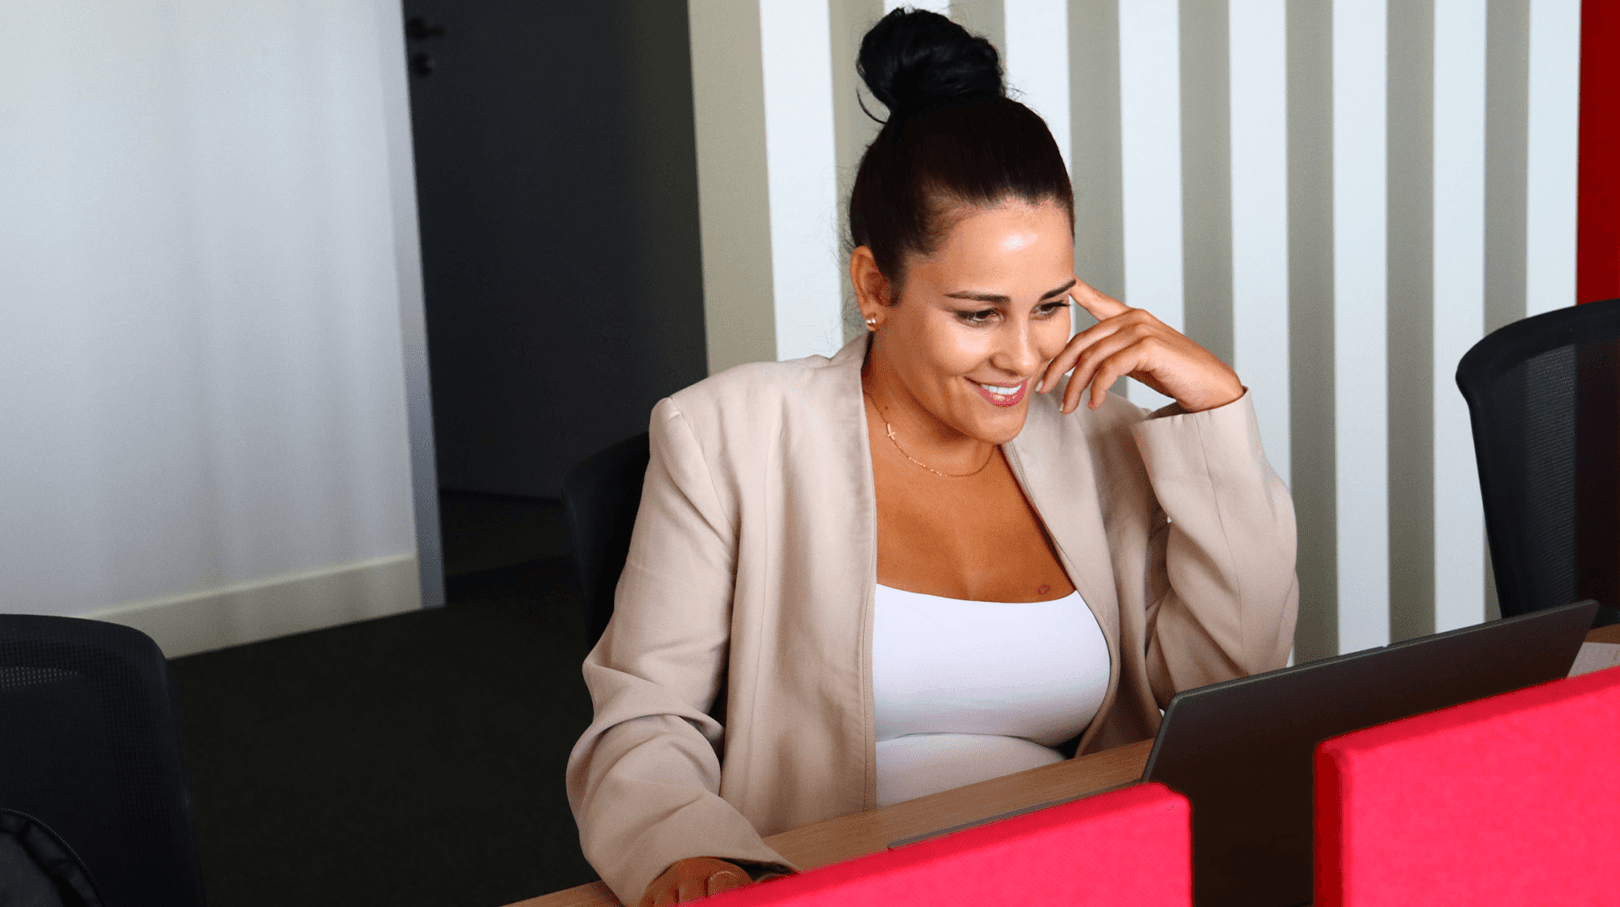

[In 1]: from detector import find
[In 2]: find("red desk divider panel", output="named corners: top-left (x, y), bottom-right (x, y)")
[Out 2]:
top-left (703, 782), bottom-right (1190, 906)
top-left (1315, 664), bottom-right (1620, 906)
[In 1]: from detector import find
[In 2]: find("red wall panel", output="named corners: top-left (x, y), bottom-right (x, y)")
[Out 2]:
top-left (1579, 1), bottom-right (1620, 303)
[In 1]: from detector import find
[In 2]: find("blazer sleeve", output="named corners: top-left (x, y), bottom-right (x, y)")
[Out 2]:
top-left (1130, 391), bottom-right (1299, 705)
top-left (565, 398), bottom-right (795, 906)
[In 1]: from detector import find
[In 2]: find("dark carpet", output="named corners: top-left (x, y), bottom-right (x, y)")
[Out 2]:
top-left (168, 549), bottom-right (602, 907)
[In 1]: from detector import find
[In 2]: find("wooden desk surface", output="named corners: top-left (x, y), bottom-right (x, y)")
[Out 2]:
top-left (510, 739), bottom-right (1152, 907)
top-left (515, 624), bottom-right (1620, 907)
top-left (1587, 621), bottom-right (1620, 646)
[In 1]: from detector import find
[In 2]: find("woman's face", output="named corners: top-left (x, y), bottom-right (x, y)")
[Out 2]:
top-left (863, 200), bottom-right (1076, 447)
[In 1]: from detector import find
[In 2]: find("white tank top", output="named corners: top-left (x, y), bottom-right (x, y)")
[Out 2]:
top-left (872, 584), bottom-right (1111, 807)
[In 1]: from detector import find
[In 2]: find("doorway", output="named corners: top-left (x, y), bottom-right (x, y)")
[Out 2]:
top-left (402, 1), bottom-right (707, 578)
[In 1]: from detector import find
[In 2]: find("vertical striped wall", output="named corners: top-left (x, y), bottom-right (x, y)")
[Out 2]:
top-left (688, 0), bottom-right (1583, 660)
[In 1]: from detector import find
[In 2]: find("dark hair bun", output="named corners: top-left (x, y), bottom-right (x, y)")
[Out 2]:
top-left (857, 8), bottom-right (1003, 120)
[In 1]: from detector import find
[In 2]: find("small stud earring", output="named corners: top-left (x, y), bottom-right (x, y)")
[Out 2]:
top-left (865, 315), bottom-right (878, 331)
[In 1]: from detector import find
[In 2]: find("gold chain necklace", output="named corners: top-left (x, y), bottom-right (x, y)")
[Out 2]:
top-left (862, 389), bottom-right (994, 479)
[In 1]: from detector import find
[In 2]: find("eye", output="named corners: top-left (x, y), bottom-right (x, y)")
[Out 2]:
top-left (956, 308), bottom-right (997, 326)
top-left (1037, 300), bottom-right (1070, 317)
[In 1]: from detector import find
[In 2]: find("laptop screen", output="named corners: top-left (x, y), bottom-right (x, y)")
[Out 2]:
top-left (1141, 600), bottom-right (1596, 907)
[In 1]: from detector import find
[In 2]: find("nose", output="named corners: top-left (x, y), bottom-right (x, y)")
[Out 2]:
top-left (992, 314), bottom-right (1044, 378)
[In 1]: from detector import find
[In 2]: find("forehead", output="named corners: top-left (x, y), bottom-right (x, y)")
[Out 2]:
top-left (911, 202), bottom-right (1073, 287)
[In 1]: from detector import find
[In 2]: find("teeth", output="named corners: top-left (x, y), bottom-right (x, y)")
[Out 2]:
top-left (978, 382), bottom-right (1021, 396)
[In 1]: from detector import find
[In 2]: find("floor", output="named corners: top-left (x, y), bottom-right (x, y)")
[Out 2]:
top-left (438, 491), bottom-right (571, 577)
top-left (169, 491), bottom-right (600, 907)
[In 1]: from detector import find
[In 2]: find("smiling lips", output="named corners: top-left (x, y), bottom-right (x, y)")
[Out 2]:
top-left (972, 379), bottom-right (1028, 407)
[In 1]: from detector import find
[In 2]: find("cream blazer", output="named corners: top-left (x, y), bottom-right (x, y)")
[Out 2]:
top-left (566, 334), bottom-right (1298, 905)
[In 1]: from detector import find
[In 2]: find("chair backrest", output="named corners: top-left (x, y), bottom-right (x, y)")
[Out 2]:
top-left (707, 782), bottom-right (1192, 906)
top-left (0, 614), bottom-right (207, 907)
top-left (560, 432), bottom-right (651, 647)
top-left (1315, 664), bottom-right (1620, 906)
top-left (1455, 298), bottom-right (1620, 619)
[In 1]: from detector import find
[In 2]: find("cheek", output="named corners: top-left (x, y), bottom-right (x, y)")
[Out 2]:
top-left (1037, 315), bottom-right (1073, 359)
top-left (914, 322), bottom-right (986, 378)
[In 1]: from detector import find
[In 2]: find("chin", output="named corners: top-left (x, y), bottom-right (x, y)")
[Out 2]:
top-left (972, 410), bottom-right (1029, 445)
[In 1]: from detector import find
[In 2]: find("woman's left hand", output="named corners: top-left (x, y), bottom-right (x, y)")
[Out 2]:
top-left (1037, 278), bottom-right (1244, 414)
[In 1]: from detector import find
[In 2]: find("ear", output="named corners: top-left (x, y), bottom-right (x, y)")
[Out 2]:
top-left (850, 246), bottom-right (893, 326)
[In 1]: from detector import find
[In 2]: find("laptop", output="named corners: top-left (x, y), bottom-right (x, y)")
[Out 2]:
top-left (1142, 599), bottom-right (1598, 907)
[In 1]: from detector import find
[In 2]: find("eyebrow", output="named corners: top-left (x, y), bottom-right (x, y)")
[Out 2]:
top-left (944, 278), bottom-right (1078, 305)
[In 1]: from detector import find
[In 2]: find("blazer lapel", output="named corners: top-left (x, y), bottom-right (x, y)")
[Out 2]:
top-left (1003, 396), bottom-right (1123, 659)
top-left (820, 334), bottom-right (881, 810)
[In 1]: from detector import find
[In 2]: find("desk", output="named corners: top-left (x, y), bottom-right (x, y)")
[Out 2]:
top-left (1587, 620), bottom-right (1620, 646)
top-left (510, 739), bottom-right (1151, 907)
top-left (514, 624), bottom-right (1620, 907)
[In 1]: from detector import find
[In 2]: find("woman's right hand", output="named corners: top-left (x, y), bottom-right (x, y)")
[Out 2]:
top-left (636, 857), bottom-right (751, 906)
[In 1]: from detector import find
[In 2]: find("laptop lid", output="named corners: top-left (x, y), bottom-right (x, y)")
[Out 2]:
top-left (1141, 599), bottom-right (1597, 907)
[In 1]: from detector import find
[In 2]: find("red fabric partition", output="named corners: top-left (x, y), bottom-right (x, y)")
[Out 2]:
top-left (1315, 665), bottom-right (1620, 906)
top-left (706, 782), bottom-right (1190, 906)
top-left (1579, 0), bottom-right (1620, 303)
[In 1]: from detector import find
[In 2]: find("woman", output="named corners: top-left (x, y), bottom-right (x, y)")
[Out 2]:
top-left (567, 10), bottom-right (1298, 906)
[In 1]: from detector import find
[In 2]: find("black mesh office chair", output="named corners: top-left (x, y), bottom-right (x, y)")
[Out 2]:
top-left (0, 614), bottom-right (207, 907)
top-left (561, 432), bottom-right (651, 647)
top-left (1456, 298), bottom-right (1620, 624)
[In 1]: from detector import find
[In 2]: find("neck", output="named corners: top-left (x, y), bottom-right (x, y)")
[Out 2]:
top-left (860, 357), bottom-right (997, 477)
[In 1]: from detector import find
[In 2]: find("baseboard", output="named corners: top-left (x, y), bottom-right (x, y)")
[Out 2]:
top-left (86, 553), bottom-right (422, 658)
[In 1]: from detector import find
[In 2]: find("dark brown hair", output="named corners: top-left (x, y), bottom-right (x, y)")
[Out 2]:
top-left (849, 9), bottom-right (1074, 291)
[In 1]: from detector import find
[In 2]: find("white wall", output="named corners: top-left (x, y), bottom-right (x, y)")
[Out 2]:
top-left (0, 0), bottom-right (429, 655)
top-left (690, 0), bottom-right (1583, 660)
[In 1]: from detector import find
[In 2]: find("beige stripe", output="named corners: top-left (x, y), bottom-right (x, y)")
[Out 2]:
top-left (1287, 0), bottom-right (1338, 662)
top-left (689, 2), bottom-right (776, 374)
top-left (1484, 0), bottom-right (1530, 334)
top-left (831, 0), bottom-right (885, 344)
top-left (1387, 0), bottom-right (1437, 644)
top-left (1179, 0), bottom-right (1234, 366)
top-left (1069, 0), bottom-right (1126, 303)
top-left (953, 0), bottom-right (1006, 64)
